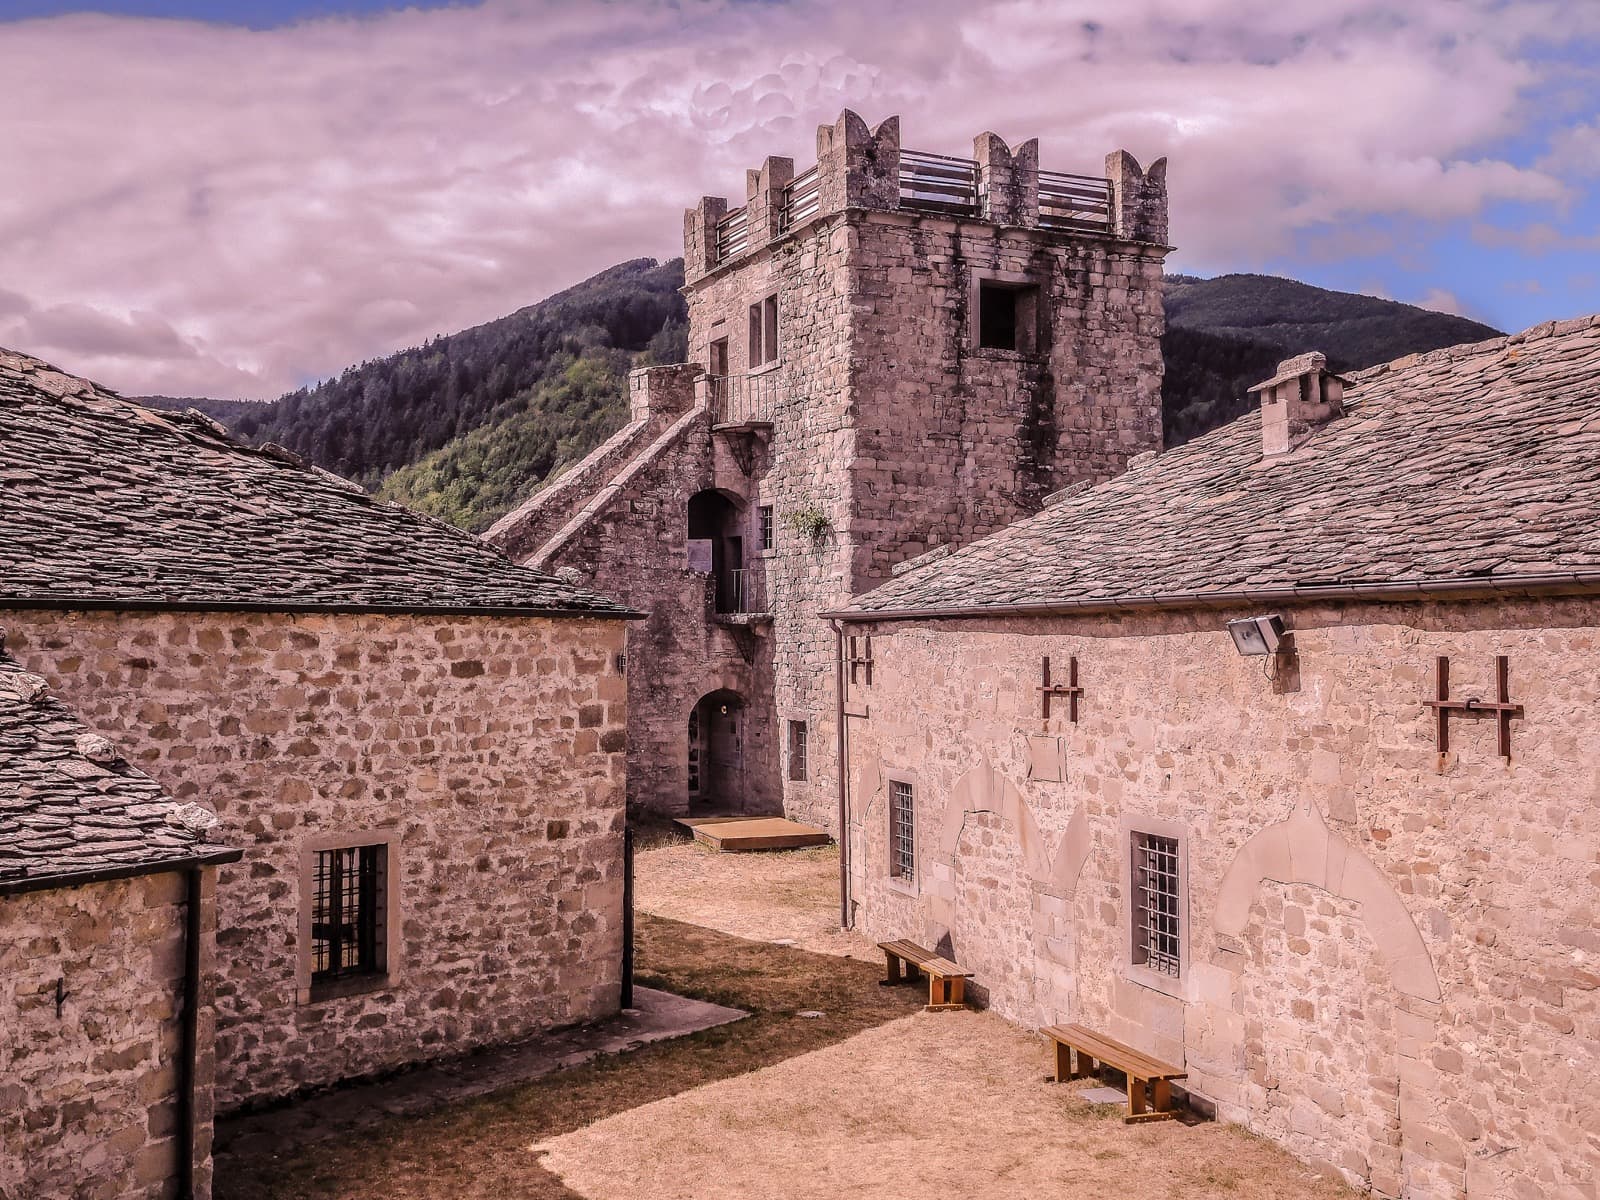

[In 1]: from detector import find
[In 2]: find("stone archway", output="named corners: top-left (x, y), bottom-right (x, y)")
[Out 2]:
top-left (1214, 799), bottom-right (1440, 1002)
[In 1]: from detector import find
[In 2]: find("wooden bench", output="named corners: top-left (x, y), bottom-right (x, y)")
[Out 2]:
top-left (877, 939), bottom-right (973, 1012)
top-left (1044, 1022), bottom-right (1187, 1123)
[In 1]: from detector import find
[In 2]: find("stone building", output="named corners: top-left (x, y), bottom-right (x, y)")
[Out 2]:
top-left (0, 347), bottom-right (636, 1182)
top-left (1, 645), bottom-right (239, 1200)
top-left (825, 321), bottom-right (1600, 1199)
top-left (489, 109), bottom-right (1170, 826)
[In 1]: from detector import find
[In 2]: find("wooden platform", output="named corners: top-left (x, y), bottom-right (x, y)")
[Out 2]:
top-left (675, 816), bottom-right (832, 852)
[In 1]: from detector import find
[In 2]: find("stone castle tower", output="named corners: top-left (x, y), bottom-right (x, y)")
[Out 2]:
top-left (488, 109), bottom-right (1170, 829)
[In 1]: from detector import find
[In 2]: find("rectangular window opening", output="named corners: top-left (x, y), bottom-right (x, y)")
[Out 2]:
top-left (889, 780), bottom-right (916, 882)
top-left (977, 280), bottom-right (1040, 353)
top-left (759, 505), bottom-right (774, 551)
top-left (747, 294), bottom-right (780, 366)
top-left (311, 844), bottom-right (385, 984)
top-left (788, 720), bottom-right (808, 781)
top-left (1131, 832), bottom-right (1181, 977)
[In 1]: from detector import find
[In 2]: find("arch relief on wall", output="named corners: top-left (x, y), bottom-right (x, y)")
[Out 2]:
top-left (1214, 799), bottom-right (1441, 1003)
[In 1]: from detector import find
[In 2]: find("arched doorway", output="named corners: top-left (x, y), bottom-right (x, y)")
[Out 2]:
top-left (687, 489), bottom-right (746, 614)
top-left (688, 689), bottom-right (746, 813)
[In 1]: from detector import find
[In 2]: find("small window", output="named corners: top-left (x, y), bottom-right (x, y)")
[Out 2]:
top-left (759, 505), bottom-right (774, 551)
top-left (1131, 832), bottom-right (1180, 976)
top-left (977, 280), bottom-right (1039, 353)
top-left (748, 294), bottom-right (780, 366)
top-left (788, 720), bottom-right (808, 781)
top-left (889, 780), bottom-right (915, 881)
top-left (311, 845), bottom-right (385, 983)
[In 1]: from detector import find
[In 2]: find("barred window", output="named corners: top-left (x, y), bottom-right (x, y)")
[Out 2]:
top-left (759, 505), bottom-right (774, 551)
top-left (889, 780), bottom-right (915, 882)
top-left (788, 720), bottom-right (808, 781)
top-left (1131, 832), bottom-right (1181, 976)
top-left (311, 845), bottom-right (384, 983)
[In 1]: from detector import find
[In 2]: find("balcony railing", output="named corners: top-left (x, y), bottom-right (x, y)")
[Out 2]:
top-left (898, 149), bottom-right (979, 216)
top-left (778, 166), bottom-right (821, 232)
top-left (707, 372), bottom-right (779, 427)
top-left (718, 568), bottom-right (768, 616)
top-left (1038, 170), bottom-right (1113, 234)
top-left (714, 206), bottom-right (750, 263)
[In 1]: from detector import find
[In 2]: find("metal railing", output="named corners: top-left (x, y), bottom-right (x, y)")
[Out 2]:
top-left (899, 149), bottom-right (979, 215)
top-left (778, 165), bottom-right (821, 232)
top-left (714, 206), bottom-right (750, 263)
top-left (1038, 170), bottom-right (1113, 234)
top-left (706, 371), bottom-right (779, 426)
top-left (720, 568), bottom-right (768, 615)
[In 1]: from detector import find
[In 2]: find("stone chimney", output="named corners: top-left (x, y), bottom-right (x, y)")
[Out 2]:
top-left (1250, 352), bottom-right (1349, 457)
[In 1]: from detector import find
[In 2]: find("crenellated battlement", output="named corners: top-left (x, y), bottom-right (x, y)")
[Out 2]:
top-left (684, 108), bottom-right (1169, 281)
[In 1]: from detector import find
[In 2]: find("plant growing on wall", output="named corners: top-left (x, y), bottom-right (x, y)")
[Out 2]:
top-left (785, 505), bottom-right (832, 545)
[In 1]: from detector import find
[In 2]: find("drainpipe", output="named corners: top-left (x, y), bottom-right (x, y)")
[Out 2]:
top-left (830, 619), bottom-right (851, 929)
top-left (178, 865), bottom-right (203, 1200)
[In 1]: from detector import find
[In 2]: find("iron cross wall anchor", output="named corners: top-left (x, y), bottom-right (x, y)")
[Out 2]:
top-left (1424, 654), bottom-right (1524, 759)
top-left (1039, 655), bottom-right (1083, 722)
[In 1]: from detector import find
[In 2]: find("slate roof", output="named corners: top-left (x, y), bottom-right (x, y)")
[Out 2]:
top-left (0, 349), bottom-right (635, 617)
top-left (842, 315), bottom-right (1600, 618)
top-left (0, 645), bottom-right (238, 893)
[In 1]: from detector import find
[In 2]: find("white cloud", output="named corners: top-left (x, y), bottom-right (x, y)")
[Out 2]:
top-left (0, 0), bottom-right (1591, 397)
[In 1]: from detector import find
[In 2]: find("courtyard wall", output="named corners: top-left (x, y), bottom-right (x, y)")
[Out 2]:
top-left (842, 598), bottom-right (1600, 1200)
top-left (1, 870), bottom-right (220, 1200)
top-left (4, 609), bottom-right (627, 1111)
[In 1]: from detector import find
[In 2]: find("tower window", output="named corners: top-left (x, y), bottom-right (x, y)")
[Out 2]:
top-left (748, 294), bottom-right (780, 366)
top-left (977, 280), bottom-right (1040, 353)
top-left (759, 505), bottom-right (774, 551)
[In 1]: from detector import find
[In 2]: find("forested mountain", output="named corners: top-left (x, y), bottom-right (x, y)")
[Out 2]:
top-left (143, 257), bottom-right (687, 489)
top-left (132, 262), bottom-right (1500, 533)
top-left (1161, 273), bottom-right (1500, 444)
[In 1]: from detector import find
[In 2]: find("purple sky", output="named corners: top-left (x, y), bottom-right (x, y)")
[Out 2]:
top-left (1, 0), bottom-right (1598, 400)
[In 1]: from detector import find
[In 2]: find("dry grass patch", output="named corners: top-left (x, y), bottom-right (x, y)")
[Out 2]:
top-left (535, 1010), bottom-right (1358, 1200)
top-left (215, 914), bottom-right (921, 1200)
top-left (634, 837), bottom-right (878, 960)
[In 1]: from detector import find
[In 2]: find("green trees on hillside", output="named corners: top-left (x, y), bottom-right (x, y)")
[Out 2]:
top-left (225, 257), bottom-right (688, 485)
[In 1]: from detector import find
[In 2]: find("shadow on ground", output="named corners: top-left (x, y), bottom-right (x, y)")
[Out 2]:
top-left (215, 913), bottom-right (921, 1200)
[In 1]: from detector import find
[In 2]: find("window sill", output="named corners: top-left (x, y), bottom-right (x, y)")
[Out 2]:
top-left (747, 359), bottom-right (783, 377)
top-left (967, 346), bottom-right (1044, 363)
top-left (886, 875), bottom-right (918, 899)
top-left (1122, 963), bottom-right (1186, 1002)
top-left (305, 971), bottom-right (391, 1005)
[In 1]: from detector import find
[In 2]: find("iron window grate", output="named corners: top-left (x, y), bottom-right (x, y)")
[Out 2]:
top-left (788, 720), bottom-right (808, 781)
top-left (312, 845), bottom-right (383, 982)
top-left (759, 505), bottom-right (773, 551)
top-left (1133, 833), bottom-right (1180, 976)
top-left (890, 780), bottom-right (915, 881)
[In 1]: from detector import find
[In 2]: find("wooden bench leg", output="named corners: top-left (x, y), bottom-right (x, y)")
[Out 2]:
top-left (1053, 1041), bottom-right (1070, 1082)
top-left (880, 951), bottom-right (904, 986)
top-left (1126, 1075), bottom-right (1146, 1122)
top-left (1074, 1051), bottom-right (1096, 1081)
top-left (948, 976), bottom-right (964, 1006)
top-left (927, 974), bottom-right (947, 1008)
top-left (1152, 1078), bottom-right (1172, 1116)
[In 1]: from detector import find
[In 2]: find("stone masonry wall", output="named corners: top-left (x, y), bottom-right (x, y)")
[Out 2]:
top-left (1, 869), bottom-right (220, 1200)
top-left (5, 609), bottom-right (627, 1111)
top-left (526, 392), bottom-right (782, 819)
top-left (685, 215), bottom-right (860, 830)
top-left (848, 213), bottom-right (1165, 583)
top-left (843, 599), bottom-right (1600, 1199)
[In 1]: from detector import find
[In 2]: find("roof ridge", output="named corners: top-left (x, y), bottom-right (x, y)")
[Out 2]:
top-left (1346, 313), bottom-right (1600, 386)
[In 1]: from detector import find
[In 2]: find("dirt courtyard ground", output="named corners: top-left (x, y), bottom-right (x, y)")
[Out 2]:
top-left (217, 832), bottom-right (1354, 1199)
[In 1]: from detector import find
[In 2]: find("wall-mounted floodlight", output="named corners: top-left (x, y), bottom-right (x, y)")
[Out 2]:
top-left (1227, 614), bottom-right (1286, 656)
